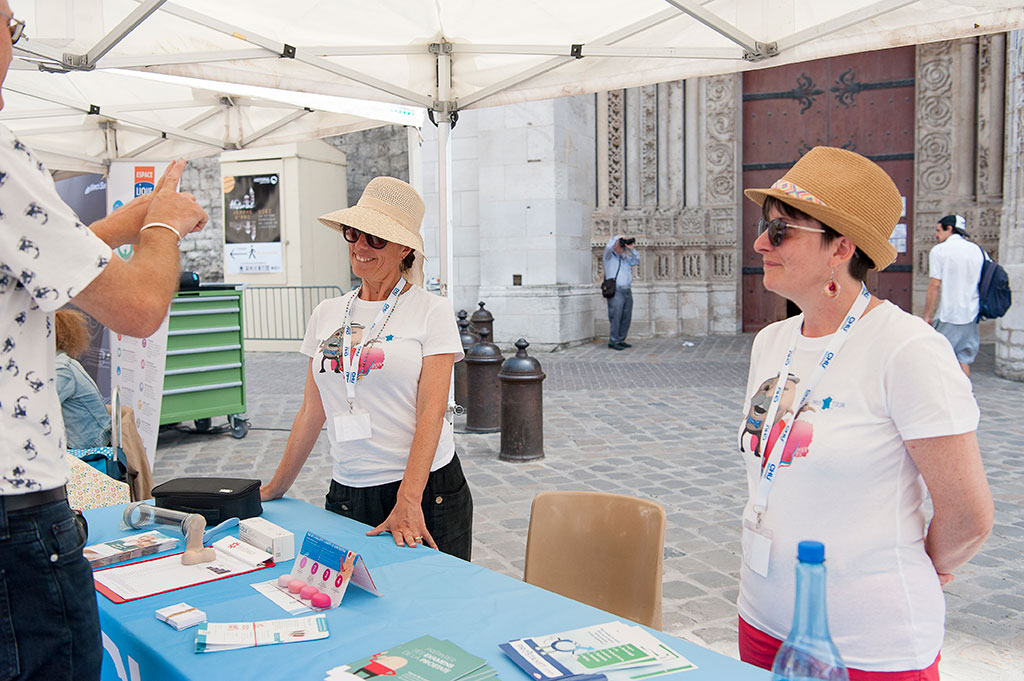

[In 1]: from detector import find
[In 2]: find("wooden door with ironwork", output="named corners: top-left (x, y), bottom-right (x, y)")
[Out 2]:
top-left (741, 47), bottom-right (915, 332)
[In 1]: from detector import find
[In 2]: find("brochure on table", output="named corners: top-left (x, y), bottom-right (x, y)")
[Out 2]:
top-left (196, 614), bottom-right (329, 653)
top-left (501, 621), bottom-right (696, 681)
top-left (326, 634), bottom-right (497, 681)
top-left (84, 530), bottom-right (178, 568)
top-left (94, 536), bottom-right (274, 603)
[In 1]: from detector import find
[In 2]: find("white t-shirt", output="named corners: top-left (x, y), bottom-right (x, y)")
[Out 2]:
top-left (737, 301), bottom-right (978, 671)
top-left (928, 234), bottom-right (983, 324)
top-left (300, 285), bottom-right (464, 487)
top-left (0, 125), bottom-right (112, 495)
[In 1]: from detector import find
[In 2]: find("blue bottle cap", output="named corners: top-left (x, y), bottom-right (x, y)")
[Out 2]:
top-left (797, 540), bottom-right (825, 564)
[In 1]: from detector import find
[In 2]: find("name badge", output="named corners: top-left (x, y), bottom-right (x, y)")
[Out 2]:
top-left (334, 410), bottom-right (372, 442)
top-left (741, 517), bottom-right (772, 578)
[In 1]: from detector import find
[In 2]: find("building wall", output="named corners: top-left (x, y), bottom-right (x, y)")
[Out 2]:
top-left (997, 30), bottom-right (1024, 379)
top-left (322, 125), bottom-right (410, 208)
top-left (176, 126), bottom-right (410, 285)
top-left (591, 76), bottom-right (742, 340)
top-left (419, 96), bottom-right (597, 349)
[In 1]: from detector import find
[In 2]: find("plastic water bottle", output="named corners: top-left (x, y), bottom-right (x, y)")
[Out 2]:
top-left (770, 541), bottom-right (849, 681)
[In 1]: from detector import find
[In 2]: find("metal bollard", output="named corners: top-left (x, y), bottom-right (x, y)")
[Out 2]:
top-left (498, 339), bottom-right (546, 462)
top-left (470, 301), bottom-right (494, 341)
top-left (454, 310), bottom-right (479, 412)
top-left (464, 328), bottom-right (503, 433)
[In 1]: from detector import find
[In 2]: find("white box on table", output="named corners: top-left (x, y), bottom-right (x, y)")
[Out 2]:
top-left (239, 517), bottom-right (294, 562)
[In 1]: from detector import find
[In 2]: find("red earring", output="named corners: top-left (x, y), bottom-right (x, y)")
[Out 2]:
top-left (823, 268), bottom-right (840, 298)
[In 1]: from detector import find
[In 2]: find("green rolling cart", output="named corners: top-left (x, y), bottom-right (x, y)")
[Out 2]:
top-left (161, 284), bottom-right (250, 438)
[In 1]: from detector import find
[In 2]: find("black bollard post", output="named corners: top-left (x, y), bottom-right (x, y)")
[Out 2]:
top-left (470, 301), bottom-right (494, 341)
top-left (464, 328), bottom-right (503, 433)
top-left (454, 310), bottom-right (479, 413)
top-left (498, 338), bottom-right (546, 462)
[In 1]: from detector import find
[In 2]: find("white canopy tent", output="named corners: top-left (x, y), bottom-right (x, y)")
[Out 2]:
top-left (0, 66), bottom-right (422, 174)
top-left (11, 0), bottom-right (1024, 292)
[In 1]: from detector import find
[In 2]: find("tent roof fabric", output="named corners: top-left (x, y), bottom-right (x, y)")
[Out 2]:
top-left (14, 1), bottom-right (1024, 112)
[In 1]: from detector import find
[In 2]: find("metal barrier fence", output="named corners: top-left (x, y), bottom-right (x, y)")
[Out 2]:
top-left (242, 285), bottom-right (345, 341)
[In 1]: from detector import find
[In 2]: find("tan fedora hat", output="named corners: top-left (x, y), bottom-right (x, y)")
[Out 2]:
top-left (743, 146), bottom-right (901, 270)
top-left (318, 176), bottom-right (426, 255)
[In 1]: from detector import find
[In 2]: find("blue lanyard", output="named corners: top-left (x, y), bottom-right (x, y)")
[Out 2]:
top-left (340, 278), bottom-right (405, 407)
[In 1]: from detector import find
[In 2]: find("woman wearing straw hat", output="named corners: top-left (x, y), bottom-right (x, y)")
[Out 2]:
top-left (736, 147), bottom-right (992, 677)
top-left (260, 177), bottom-right (473, 560)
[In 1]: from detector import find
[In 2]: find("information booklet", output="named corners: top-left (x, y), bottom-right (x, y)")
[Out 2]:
top-left (195, 614), bottom-right (329, 653)
top-left (325, 634), bottom-right (498, 681)
top-left (83, 530), bottom-right (179, 568)
top-left (500, 621), bottom-right (695, 681)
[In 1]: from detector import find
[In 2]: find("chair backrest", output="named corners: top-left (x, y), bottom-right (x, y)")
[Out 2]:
top-left (524, 491), bottom-right (666, 630)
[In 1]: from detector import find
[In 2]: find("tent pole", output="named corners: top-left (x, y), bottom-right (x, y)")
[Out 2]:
top-left (435, 47), bottom-right (455, 301)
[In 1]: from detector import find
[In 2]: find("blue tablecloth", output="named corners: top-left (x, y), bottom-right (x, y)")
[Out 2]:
top-left (86, 498), bottom-right (768, 681)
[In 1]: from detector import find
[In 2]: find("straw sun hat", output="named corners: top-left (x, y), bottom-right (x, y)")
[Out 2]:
top-left (318, 176), bottom-right (427, 285)
top-left (743, 146), bottom-right (902, 271)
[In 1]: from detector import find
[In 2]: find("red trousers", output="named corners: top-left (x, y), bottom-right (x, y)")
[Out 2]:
top-left (738, 615), bottom-right (940, 681)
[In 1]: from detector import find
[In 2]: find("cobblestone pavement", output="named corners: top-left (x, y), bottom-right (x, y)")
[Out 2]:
top-left (153, 336), bottom-right (1024, 680)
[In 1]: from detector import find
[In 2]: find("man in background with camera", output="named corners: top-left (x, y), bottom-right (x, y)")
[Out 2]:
top-left (602, 234), bottom-right (641, 350)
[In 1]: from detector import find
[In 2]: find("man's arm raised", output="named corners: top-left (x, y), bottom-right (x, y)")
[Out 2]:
top-left (72, 160), bottom-right (208, 337)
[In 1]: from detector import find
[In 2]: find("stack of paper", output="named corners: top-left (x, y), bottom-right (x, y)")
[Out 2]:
top-left (195, 614), bottom-right (329, 653)
top-left (83, 530), bottom-right (178, 568)
top-left (325, 635), bottom-right (498, 681)
top-left (500, 621), bottom-right (696, 681)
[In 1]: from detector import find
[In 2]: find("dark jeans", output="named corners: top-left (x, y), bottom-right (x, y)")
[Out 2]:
top-left (325, 454), bottom-right (473, 561)
top-left (607, 286), bottom-right (634, 344)
top-left (0, 496), bottom-right (101, 681)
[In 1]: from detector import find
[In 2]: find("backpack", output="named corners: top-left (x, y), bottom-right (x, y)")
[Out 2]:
top-left (975, 243), bottom-right (1012, 321)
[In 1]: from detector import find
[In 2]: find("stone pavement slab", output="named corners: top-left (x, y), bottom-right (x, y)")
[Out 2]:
top-left (152, 336), bottom-right (1024, 680)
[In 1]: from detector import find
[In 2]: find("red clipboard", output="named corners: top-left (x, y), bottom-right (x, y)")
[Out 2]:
top-left (94, 551), bottom-right (275, 603)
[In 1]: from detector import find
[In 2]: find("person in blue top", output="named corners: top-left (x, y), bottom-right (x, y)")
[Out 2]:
top-left (54, 309), bottom-right (110, 449)
top-left (602, 234), bottom-right (641, 350)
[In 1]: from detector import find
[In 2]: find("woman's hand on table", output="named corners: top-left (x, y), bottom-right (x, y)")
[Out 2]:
top-left (260, 483), bottom-right (284, 502)
top-left (366, 497), bottom-right (437, 550)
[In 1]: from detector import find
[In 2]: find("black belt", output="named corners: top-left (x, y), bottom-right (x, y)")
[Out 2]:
top-left (2, 487), bottom-right (67, 512)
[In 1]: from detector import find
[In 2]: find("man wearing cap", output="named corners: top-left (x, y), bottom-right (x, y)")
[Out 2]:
top-left (924, 215), bottom-right (984, 376)
top-left (0, 6), bottom-right (208, 678)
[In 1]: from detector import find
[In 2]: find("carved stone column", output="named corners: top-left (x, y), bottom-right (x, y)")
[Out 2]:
top-left (997, 30), bottom-right (1024, 380)
top-left (914, 38), bottom-right (1006, 317)
top-left (700, 75), bottom-right (742, 335)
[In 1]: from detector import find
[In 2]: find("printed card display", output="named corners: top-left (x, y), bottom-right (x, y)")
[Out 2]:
top-left (501, 621), bottom-right (696, 681)
top-left (277, 532), bottom-right (380, 610)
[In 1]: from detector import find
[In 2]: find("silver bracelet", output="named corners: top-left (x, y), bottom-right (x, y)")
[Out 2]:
top-left (140, 222), bottom-right (182, 245)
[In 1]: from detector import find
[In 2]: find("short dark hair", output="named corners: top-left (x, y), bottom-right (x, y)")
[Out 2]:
top-left (938, 214), bottom-right (969, 238)
top-left (762, 197), bottom-right (873, 282)
top-left (401, 251), bottom-right (415, 271)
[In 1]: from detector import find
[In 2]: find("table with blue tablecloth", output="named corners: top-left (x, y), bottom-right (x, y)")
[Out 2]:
top-left (85, 498), bottom-right (768, 681)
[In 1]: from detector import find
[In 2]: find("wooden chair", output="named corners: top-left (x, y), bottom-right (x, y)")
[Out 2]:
top-left (524, 491), bottom-right (666, 629)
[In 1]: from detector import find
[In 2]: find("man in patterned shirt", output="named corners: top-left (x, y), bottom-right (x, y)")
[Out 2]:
top-left (0, 4), bottom-right (208, 678)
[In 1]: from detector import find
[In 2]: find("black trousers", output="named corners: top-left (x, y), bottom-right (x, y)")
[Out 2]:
top-left (325, 454), bottom-right (473, 561)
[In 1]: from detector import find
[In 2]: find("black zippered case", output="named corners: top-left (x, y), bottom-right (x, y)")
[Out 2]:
top-left (152, 477), bottom-right (262, 525)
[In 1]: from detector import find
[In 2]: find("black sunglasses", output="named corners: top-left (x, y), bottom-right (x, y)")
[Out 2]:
top-left (0, 10), bottom-right (24, 45)
top-left (342, 225), bottom-right (389, 249)
top-left (756, 217), bottom-right (825, 247)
